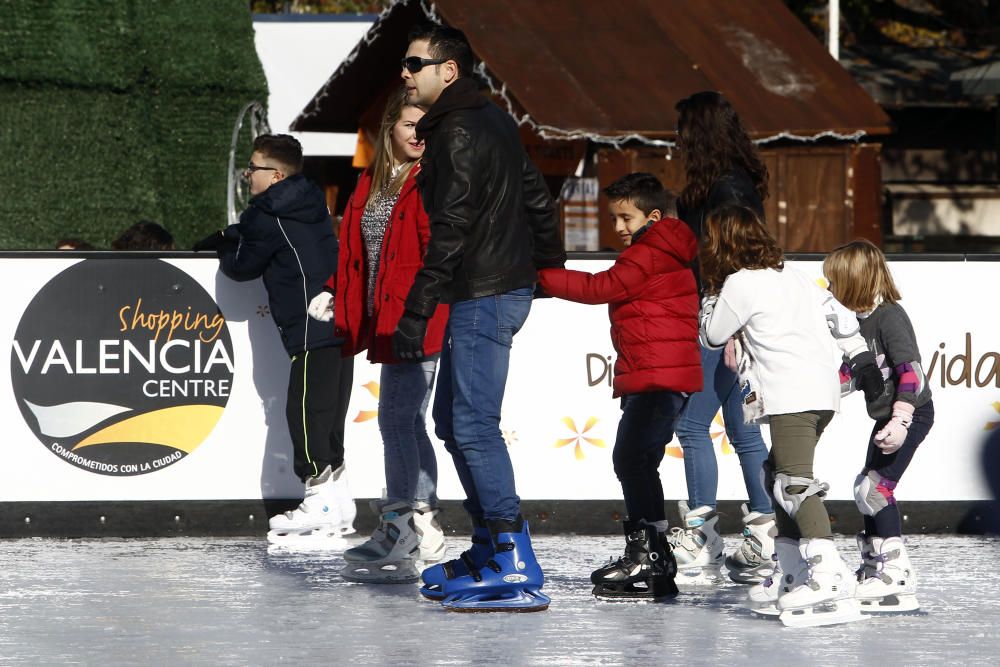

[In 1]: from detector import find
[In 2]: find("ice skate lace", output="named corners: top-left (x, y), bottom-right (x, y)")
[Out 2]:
top-left (856, 552), bottom-right (878, 580)
top-left (803, 555), bottom-right (825, 590)
top-left (872, 549), bottom-right (901, 584)
top-left (283, 499), bottom-right (312, 519)
top-left (668, 526), bottom-right (704, 553)
top-left (601, 554), bottom-right (638, 571)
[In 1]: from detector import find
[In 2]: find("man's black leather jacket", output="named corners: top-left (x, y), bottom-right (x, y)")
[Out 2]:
top-left (404, 77), bottom-right (566, 317)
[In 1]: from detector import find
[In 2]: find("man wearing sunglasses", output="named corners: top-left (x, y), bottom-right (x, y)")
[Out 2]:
top-left (194, 134), bottom-right (356, 546)
top-left (392, 25), bottom-right (565, 613)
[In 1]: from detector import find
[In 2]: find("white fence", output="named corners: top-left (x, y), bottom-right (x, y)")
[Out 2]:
top-left (1, 256), bottom-right (994, 505)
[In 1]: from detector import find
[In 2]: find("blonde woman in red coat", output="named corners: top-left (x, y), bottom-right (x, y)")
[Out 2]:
top-left (310, 90), bottom-right (449, 583)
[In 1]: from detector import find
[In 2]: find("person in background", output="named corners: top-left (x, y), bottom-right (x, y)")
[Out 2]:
top-left (56, 238), bottom-right (95, 250)
top-left (111, 220), bottom-right (175, 250)
top-left (670, 91), bottom-right (774, 585)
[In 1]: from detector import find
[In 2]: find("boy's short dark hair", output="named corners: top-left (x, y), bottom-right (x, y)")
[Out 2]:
top-left (252, 134), bottom-right (304, 176)
top-left (603, 172), bottom-right (677, 218)
top-left (408, 24), bottom-right (474, 78)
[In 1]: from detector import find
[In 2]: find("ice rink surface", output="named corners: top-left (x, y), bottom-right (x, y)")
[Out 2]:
top-left (0, 534), bottom-right (997, 666)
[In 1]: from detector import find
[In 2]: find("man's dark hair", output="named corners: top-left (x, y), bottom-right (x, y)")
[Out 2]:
top-left (111, 221), bottom-right (175, 251)
top-left (408, 24), bottom-right (474, 77)
top-left (603, 173), bottom-right (677, 218)
top-left (252, 133), bottom-right (304, 176)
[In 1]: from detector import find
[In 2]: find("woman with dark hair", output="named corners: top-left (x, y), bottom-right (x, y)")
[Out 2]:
top-left (669, 91), bottom-right (775, 585)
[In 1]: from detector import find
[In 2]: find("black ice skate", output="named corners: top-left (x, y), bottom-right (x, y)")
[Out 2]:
top-left (591, 521), bottom-right (679, 601)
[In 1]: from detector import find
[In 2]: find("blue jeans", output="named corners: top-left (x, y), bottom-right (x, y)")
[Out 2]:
top-left (433, 287), bottom-right (533, 522)
top-left (614, 391), bottom-right (688, 524)
top-left (379, 358), bottom-right (439, 506)
top-left (675, 345), bottom-right (772, 513)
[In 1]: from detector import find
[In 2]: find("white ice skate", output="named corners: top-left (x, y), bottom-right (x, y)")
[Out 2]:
top-left (411, 502), bottom-right (447, 563)
top-left (267, 465), bottom-right (350, 550)
top-left (726, 503), bottom-right (777, 584)
top-left (340, 502), bottom-right (422, 584)
top-left (747, 537), bottom-right (806, 617)
top-left (330, 463), bottom-right (357, 536)
top-left (778, 538), bottom-right (868, 628)
top-left (669, 503), bottom-right (725, 585)
top-left (856, 536), bottom-right (920, 613)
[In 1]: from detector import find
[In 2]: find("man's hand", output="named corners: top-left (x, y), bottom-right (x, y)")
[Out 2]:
top-left (392, 311), bottom-right (428, 361)
top-left (308, 291), bottom-right (334, 322)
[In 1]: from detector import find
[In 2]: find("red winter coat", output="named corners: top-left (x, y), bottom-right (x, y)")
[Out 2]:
top-left (538, 217), bottom-right (702, 397)
top-left (329, 166), bottom-right (448, 363)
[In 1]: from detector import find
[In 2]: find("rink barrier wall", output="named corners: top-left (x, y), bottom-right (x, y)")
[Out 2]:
top-left (2, 252), bottom-right (999, 537)
top-left (0, 499), bottom-right (996, 539)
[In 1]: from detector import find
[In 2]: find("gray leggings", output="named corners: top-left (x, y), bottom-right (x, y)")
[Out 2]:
top-left (767, 411), bottom-right (835, 540)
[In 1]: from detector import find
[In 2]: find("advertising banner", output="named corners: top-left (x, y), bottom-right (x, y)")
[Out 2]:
top-left (1, 256), bottom-right (995, 503)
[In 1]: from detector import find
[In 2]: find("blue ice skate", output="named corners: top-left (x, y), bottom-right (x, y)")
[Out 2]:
top-left (420, 520), bottom-right (494, 600)
top-left (440, 518), bottom-right (550, 613)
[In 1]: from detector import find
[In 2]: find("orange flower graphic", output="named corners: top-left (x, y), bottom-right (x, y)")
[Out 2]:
top-left (353, 381), bottom-right (380, 423)
top-left (712, 410), bottom-right (735, 454)
top-left (554, 416), bottom-right (606, 460)
top-left (664, 409), bottom-right (733, 458)
top-left (985, 402), bottom-right (1000, 431)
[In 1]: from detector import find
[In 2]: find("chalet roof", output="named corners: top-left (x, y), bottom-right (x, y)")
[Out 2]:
top-left (292, 0), bottom-right (890, 142)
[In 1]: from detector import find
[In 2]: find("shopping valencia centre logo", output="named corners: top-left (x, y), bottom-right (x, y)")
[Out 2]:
top-left (10, 259), bottom-right (234, 476)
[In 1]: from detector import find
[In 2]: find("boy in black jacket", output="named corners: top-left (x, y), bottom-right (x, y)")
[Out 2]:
top-left (195, 134), bottom-right (355, 546)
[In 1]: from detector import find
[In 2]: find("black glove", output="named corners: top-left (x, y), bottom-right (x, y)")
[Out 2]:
top-left (392, 311), bottom-right (428, 361)
top-left (850, 351), bottom-right (886, 404)
top-left (192, 230), bottom-right (228, 252)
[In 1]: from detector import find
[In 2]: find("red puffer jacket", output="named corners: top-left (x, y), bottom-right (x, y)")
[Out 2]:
top-left (538, 217), bottom-right (702, 397)
top-left (329, 166), bottom-right (449, 363)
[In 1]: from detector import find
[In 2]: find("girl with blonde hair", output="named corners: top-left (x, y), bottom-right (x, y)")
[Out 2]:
top-left (823, 239), bottom-right (932, 613)
top-left (311, 88), bottom-right (450, 583)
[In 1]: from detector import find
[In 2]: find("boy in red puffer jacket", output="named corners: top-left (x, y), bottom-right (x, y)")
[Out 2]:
top-left (538, 173), bottom-right (702, 601)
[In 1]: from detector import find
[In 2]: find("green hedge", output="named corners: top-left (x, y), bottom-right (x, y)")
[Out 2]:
top-left (0, 0), bottom-right (268, 248)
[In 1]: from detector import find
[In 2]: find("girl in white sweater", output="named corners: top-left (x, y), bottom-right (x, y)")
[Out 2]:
top-left (699, 205), bottom-right (878, 627)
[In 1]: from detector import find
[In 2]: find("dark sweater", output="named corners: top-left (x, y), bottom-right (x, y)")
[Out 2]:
top-left (218, 175), bottom-right (341, 356)
top-left (858, 302), bottom-right (932, 409)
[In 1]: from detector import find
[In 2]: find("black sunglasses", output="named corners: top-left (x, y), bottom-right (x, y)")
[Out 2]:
top-left (245, 162), bottom-right (279, 175)
top-left (401, 56), bottom-right (448, 73)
